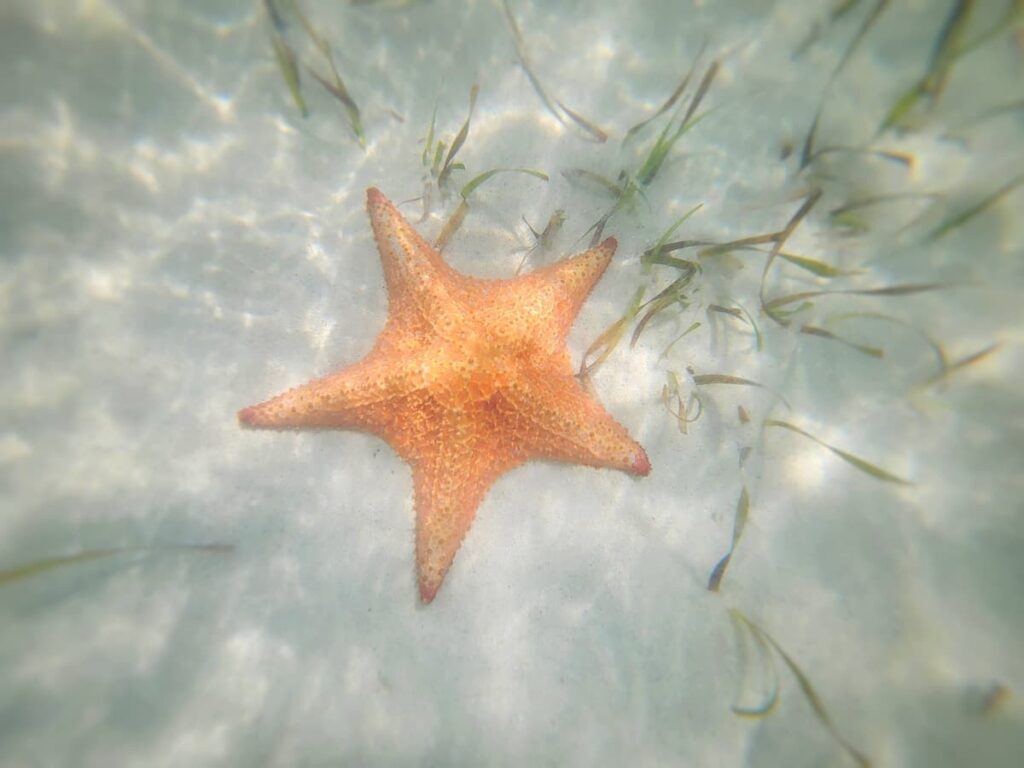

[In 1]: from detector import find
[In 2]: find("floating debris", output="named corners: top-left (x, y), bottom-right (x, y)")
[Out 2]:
top-left (708, 487), bottom-right (749, 591)
top-left (292, 0), bottom-right (366, 146)
top-left (661, 321), bottom-right (701, 358)
top-left (766, 418), bottom-right (911, 485)
top-left (694, 373), bottom-right (789, 408)
top-left (623, 56), bottom-right (698, 144)
top-left (265, 0), bottom-right (289, 32)
top-left (729, 608), bottom-right (780, 717)
top-left (800, 324), bottom-right (884, 358)
top-left (502, 0), bottom-right (607, 142)
top-left (919, 342), bottom-right (1001, 388)
top-left (461, 167), bottom-right (547, 199)
top-left (561, 168), bottom-right (627, 199)
top-left (693, 373), bottom-right (765, 389)
top-left (661, 370), bottom-right (702, 434)
top-left (525, 209), bottom-right (567, 249)
top-left (642, 205), bottom-right (704, 266)
top-left (434, 167), bottom-right (549, 252)
top-left (729, 609), bottom-right (873, 767)
top-left (695, 233), bottom-right (775, 259)
top-left (570, 61), bottom-right (717, 246)
top-left (948, 98), bottom-right (1024, 135)
top-left (438, 84), bottom-right (479, 191)
top-left (0, 543), bottom-right (233, 588)
top-left (925, 174), bottom-right (1024, 242)
top-left (630, 263), bottom-right (700, 348)
top-left (422, 103), bottom-right (439, 167)
top-left (776, 251), bottom-right (852, 278)
top-left (266, 1), bottom-right (308, 118)
top-left (264, 0), bottom-right (367, 145)
top-left (556, 100), bottom-right (609, 144)
top-left (708, 304), bottom-right (743, 319)
top-left (636, 63), bottom-right (718, 187)
top-left (881, 0), bottom-right (975, 131)
top-left (433, 200), bottom-right (469, 252)
top-left (764, 282), bottom-right (943, 314)
top-left (793, 0), bottom-right (866, 58)
top-left (308, 68), bottom-right (365, 145)
top-left (418, 86), bottom-right (549, 253)
top-left (801, 0), bottom-right (891, 166)
top-left (580, 286), bottom-right (646, 379)
top-left (707, 303), bottom-right (763, 352)
top-left (881, 0), bottom-right (1022, 131)
top-left (828, 311), bottom-right (947, 374)
top-left (420, 85), bottom-right (481, 218)
top-left (516, 209), bottom-right (567, 274)
top-left (965, 681), bottom-right (1012, 715)
top-left (809, 146), bottom-right (916, 171)
top-left (758, 189), bottom-right (823, 325)
top-left (829, 192), bottom-right (939, 234)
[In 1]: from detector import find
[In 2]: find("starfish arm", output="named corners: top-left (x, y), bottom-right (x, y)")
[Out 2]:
top-left (526, 236), bottom-right (617, 341)
top-left (237, 350), bottom-right (427, 434)
top-left (366, 188), bottom-right (471, 341)
top-left (468, 237), bottom-right (617, 356)
top-left (501, 368), bottom-right (650, 476)
top-left (412, 429), bottom-right (518, 603)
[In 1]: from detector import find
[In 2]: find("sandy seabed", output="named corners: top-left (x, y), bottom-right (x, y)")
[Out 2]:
top-left (1, 1), bottom-right (1021, 766)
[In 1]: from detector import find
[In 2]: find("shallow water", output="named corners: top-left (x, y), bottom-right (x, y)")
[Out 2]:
top-left (1, 1), bottom-right (1022, 765)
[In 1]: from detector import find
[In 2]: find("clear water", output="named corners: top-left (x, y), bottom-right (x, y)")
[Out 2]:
top-left (1, 1), bottom-right (1021, 765)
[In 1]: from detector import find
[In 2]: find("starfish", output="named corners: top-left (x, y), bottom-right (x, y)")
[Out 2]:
top-left (239, 188), bottom-right (650, 602)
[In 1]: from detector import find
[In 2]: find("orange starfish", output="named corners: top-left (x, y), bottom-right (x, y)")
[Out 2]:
top-left (239, 188), bottom-right (650, 602)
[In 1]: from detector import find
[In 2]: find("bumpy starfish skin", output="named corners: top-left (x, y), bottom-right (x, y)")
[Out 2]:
top-left (239, 188), bottom-right (650, 602)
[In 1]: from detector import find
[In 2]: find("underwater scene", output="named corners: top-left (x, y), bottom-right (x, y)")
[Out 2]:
top-left (1, 0), bottom-right (1022, 765)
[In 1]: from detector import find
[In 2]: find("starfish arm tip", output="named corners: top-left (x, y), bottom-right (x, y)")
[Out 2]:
top-left (238, 401), bottom-right (290, 429)
top-left (600, 235), bottom-right (618, 253)
top-left (237, 405), bottom-right (259, 427)
top-left (631, 446), bottom-right (651, 476)
top-left (367, 186), bottom-right (384, 204)
top-left (419, 580), bottom-right (439, 603)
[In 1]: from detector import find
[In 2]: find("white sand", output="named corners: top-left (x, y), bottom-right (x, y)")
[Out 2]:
top-left (1, 1), bottom-right (1021, 765)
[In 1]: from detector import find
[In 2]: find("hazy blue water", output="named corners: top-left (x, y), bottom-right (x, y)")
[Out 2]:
top-left (1, 1), bottom-right (1021, 765)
